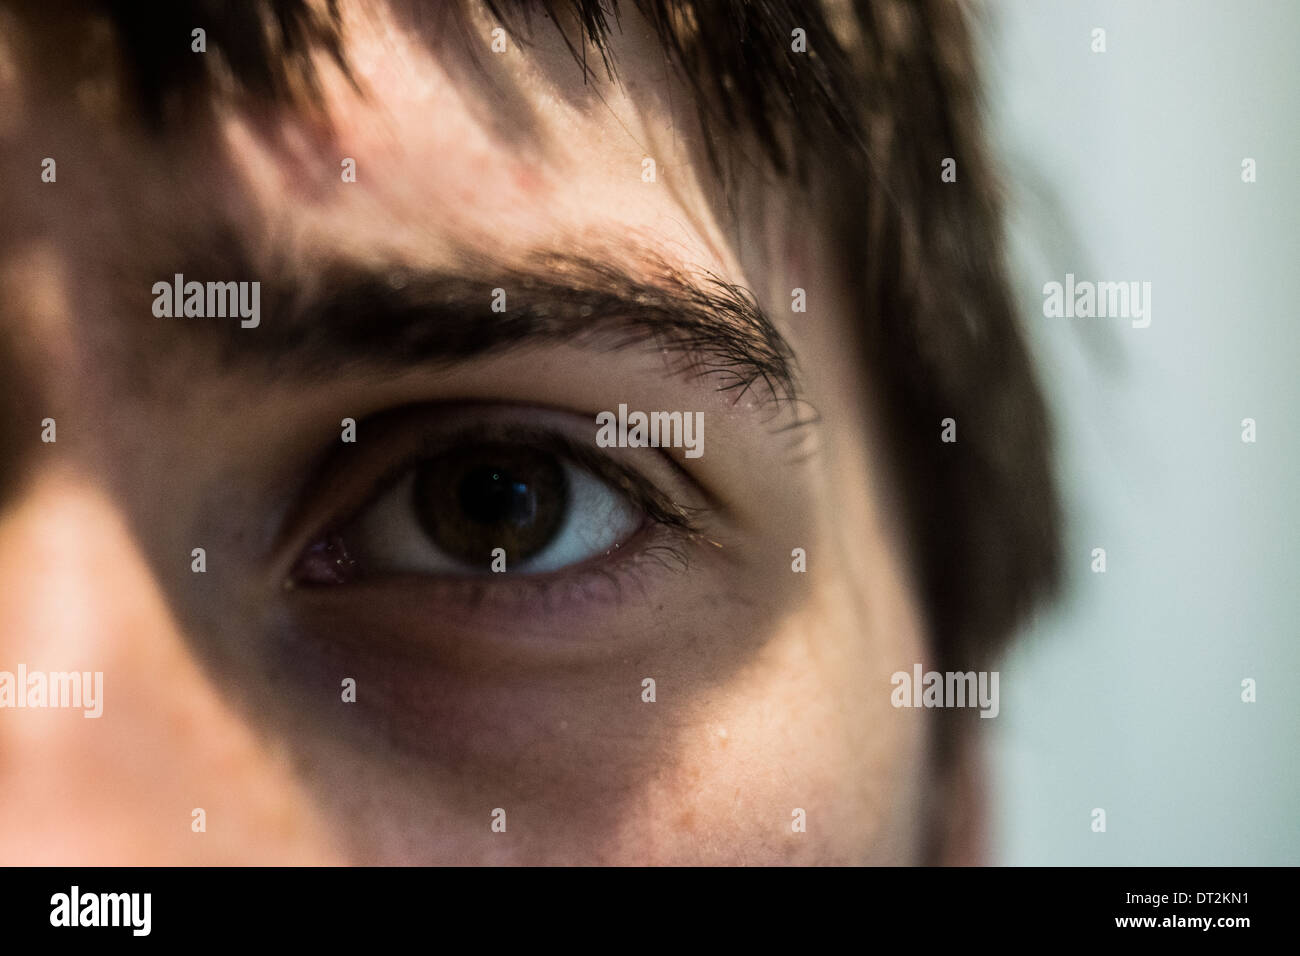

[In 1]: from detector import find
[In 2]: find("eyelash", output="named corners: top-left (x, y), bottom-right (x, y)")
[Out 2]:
top-left (285, 411), bottom-right (711, 601)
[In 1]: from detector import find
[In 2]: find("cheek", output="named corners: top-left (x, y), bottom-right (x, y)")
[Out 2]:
top-left (604, 605), bottom-right (931, 865)
top-left (248, 577), bottom-right (928, 865)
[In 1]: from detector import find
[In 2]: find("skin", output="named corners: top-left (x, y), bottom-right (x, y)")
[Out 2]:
top-left (0, 1), bottom-right (974, 864)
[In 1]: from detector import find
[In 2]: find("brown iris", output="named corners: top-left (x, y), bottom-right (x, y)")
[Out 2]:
top-left (411, 443), bottom-right (569, 566)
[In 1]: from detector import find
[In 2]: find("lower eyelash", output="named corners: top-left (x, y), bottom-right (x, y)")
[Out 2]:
top-left (331, 519), bottom-right (706, 614)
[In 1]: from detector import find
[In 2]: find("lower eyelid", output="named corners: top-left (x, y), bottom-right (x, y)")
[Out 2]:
top-left (290, 517), bottom-right (699, 620)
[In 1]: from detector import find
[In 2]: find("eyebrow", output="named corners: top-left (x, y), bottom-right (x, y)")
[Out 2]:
top-left (205, 250), bottom-right (803, 407)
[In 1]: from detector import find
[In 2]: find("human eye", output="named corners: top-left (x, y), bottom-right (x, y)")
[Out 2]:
top-left (285, 403), bottom-right (706, 597)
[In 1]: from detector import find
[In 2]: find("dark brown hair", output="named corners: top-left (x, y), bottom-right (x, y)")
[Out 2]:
top-left (11, 0), bottom-right (1061, 674)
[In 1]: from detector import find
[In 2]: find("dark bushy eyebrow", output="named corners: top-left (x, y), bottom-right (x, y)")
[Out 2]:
top-left (221, 252), bottom-right (801, 406)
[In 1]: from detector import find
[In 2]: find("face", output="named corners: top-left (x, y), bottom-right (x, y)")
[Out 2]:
top-left (0, 1), bottom-right (945, 864)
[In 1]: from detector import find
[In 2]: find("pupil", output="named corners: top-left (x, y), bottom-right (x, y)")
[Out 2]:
top-left (412, 443), bottom-right (568, 566)
top-left (458, 466), bottom-right (537, 527)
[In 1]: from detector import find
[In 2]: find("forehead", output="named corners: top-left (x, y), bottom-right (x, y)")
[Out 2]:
top-left (3, 0), bottom-right (840, 424)
top-left (214, 2), bottom-right (746, 285)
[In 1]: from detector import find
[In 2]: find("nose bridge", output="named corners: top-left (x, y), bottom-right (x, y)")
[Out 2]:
top-left (0, 475), bottom-right (341, 863)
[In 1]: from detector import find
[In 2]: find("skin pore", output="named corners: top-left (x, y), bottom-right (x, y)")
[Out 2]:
top-left (0, 0), bottom-right (958, 864)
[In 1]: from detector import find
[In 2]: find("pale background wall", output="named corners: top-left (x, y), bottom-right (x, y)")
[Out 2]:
top-left (976, 0), bottom-right (1299, 864)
